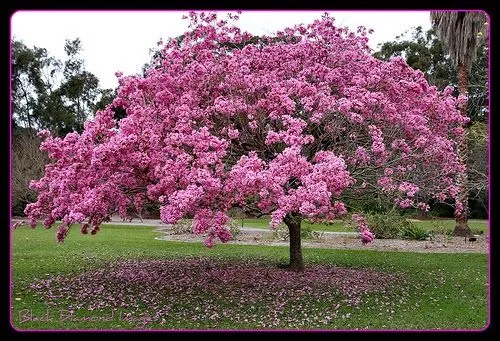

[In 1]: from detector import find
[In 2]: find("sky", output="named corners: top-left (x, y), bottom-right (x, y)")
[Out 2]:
top-left (11, 10), bottom-right (431, 90)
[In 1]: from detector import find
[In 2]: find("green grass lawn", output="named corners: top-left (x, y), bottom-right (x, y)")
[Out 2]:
top-left (11, 224), bottom-right (488, 330)
top-left (239, 217), bottom-right (488, 234)
top-left (413, 219), bottom-right (488, 234)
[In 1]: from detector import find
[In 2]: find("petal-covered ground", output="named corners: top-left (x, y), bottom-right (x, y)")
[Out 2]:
top-left (28, 258), bottom-right (407, 329)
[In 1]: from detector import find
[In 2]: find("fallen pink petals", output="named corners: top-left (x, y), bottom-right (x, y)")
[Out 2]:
top-left (28, 258), bottom-right (407, 329)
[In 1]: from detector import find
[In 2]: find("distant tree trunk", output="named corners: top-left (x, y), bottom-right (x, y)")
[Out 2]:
top-left (21, 87), bottom-right (33, 131)
top-left (283, 213), bottom-right (304, 271)
top-left (454, 62), bottom-right (472, 237)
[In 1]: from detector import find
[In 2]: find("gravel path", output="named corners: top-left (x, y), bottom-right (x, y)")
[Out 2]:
top-left (153, 226), bottom-right (488, 254)
top-left (12, 217), bottom-right (488, 254)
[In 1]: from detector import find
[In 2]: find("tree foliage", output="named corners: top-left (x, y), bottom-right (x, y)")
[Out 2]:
top-left (11, 38), bottom-right (108, 136)
top-left (11, 40), bottom-right (61, 132)
top-left (374, 26), bottom-right (487, 122)
top-left (430, 11), bottom-right (487, 71)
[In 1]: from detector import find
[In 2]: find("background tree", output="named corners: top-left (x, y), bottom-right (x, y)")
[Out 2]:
top-left (12, 38), bottom-right (108, 136)
top-left (25, 12), bottom-right (466, 271)
top-left (11, 38), bottom-right (111, 216)
top-left (429, 11), bottom-right (487, 236)
top-left (58, 38), bottom-right (101, 132)
top-left (94, 87), bottom-right (127, 124)
top-left (374, 26), bottom-right (488, 219)
top-left (11, 40), bottom-right (62, 132)
top-left (467, 121), bottom-right (488, 217)
top-left (12, 129), bottom-right (48, 216)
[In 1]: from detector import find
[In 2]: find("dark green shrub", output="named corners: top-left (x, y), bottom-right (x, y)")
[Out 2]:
top-left (364, 211), bottom-right (413, 239)
top-left (400, 224), bottom-right (431, 241)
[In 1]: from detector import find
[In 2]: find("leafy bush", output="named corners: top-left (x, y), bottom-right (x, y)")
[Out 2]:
top-left (272, 226), bottom-right (289, 241)
top-left (364, 211), bottom-right (412, 239)
top-left (228, 219), bottom-right (241, 239)
top-left (271, 224), bottom-right (322, 241)
top-left (400, 224), bottom-right (431, 241)
top-left (172, 219), bottom-right (241, 240)
top-left (428, 219), bottom-right (453, 244)
top-left (301, 225), bottom-right (314, 238)
top-left (171, 219), bottom-right (193, 234)
top-left (471, 228), bottom-right (485, 236)
top-left (344, 197), bottom-right (390, 215)
top-left (363, 212), bottom-right (432, 240)
top-left (301, 225), bottom-right (324, 240)
top-left (427, 200), bottom-right (455, 218)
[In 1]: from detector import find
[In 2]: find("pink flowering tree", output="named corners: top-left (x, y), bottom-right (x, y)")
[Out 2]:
top-left (25, 12), bottom-right (467, 271)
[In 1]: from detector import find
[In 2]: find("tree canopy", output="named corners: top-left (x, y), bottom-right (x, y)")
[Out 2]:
top-left (25, 13), bottom-right (467, 268)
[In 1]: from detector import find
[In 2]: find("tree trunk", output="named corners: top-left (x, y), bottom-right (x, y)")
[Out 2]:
top-left (454, 63), bottom-right (472, 237)
top-left (283, 213), bottom-right (304, 272)
top-left (21, 87), bottom-right (33, 131)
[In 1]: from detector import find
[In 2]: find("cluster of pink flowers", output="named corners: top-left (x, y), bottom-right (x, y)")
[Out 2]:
top-left (368, 125), bottom-right (386, 158)
top-left (398, 182), bottom-right (420, 198)
top-left (350, 146), bottom-right (370, 167)
top-left (351, 214), bottom-right (375, 245)
top-left (25, 12), bottom-right (466, 246)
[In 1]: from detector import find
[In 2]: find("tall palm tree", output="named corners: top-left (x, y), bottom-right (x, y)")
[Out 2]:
top-left (430, 11), bottom-right (487, 236)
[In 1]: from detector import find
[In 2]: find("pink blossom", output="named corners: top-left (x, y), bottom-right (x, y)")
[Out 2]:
top-left (265, 131), bottom-right (281, 145)
top-left (377, 177), bottom-right (394, 191)
top-left (417, 202), bottom-right (430, 212)
top-left (456, 94), bottom-right (468, 108)
top-left (43, 216), bottom-right (56, 228)
top-left (368, 125), bottom-right (386, 156)
top-left (351, 214), bottom-right (375, 245)
top-left (360, 230), bottom-right (375, 245)
top-left (414, 136), bottom-right (428, 148)
top-left (81, 223), bottom-right (89, 234)
top-left (204, 237), bottom-right (215, 248)
top-left (56, 225), bottom-right (69, 243)
top-left (37, 129), bottom-right (51, 139)
top-left (454, 201), bottom-right (465, 216)
top-left (352, 147), bottom-right (370, 166)
top-left (443, 85), bottom-right (455, 96)
top-left (452, 127), bottom-right (465, 137)
top-left (447, 185), bottom-right (460, 197)
top-left (349, 112), bottom-right (364, 124)
top-left (398, 182), bottom-right (419, 198)
top-left (435, 192), bottom-right (447, 202)
top-left (395, 198), bottom-right (413, 209)
top-left (11, 221), bottom-right (24, 229)
top-left (227, 128), bottom-right (240, 139)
